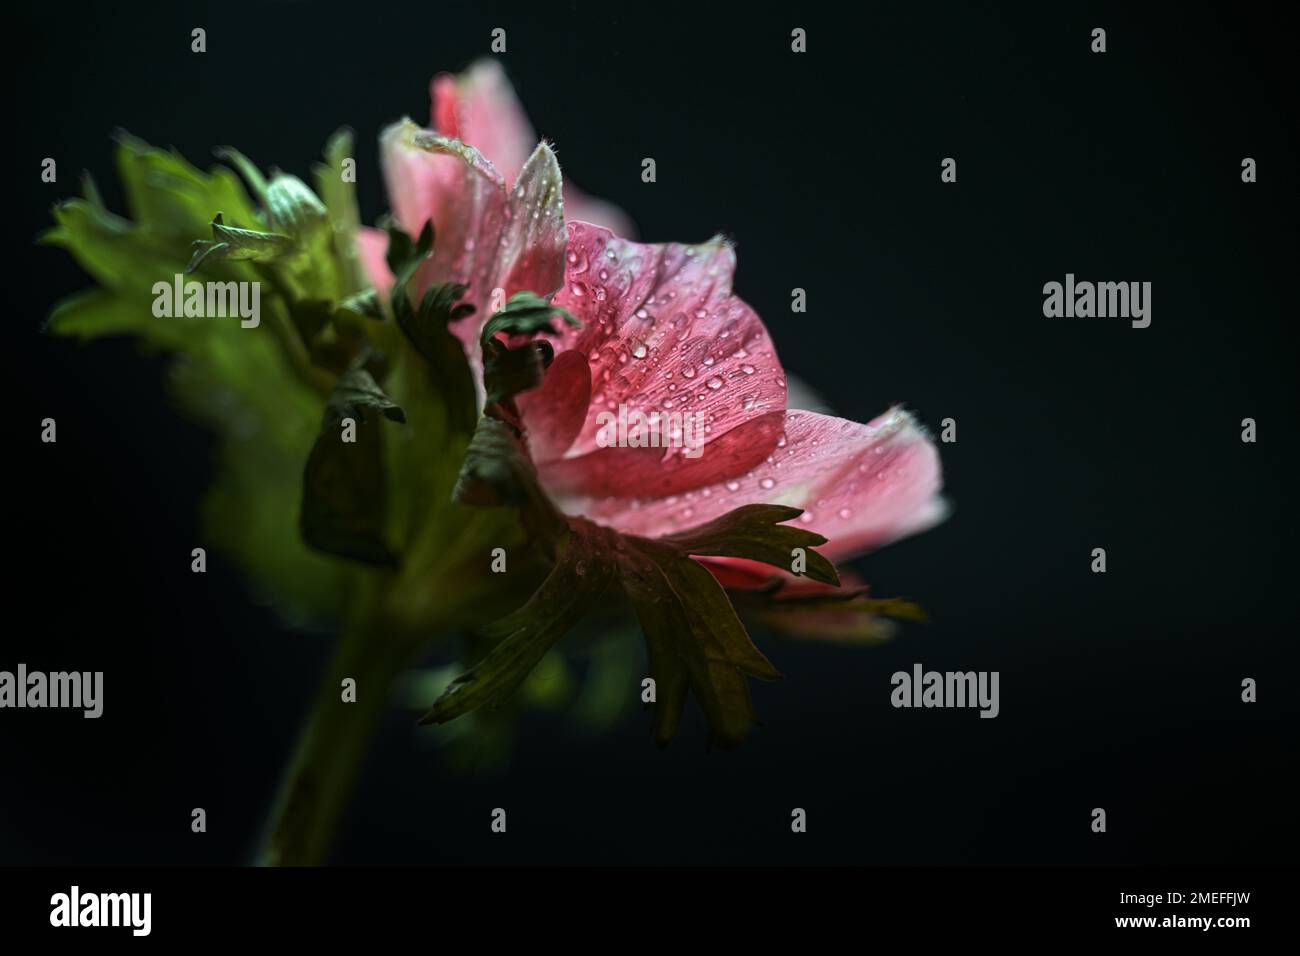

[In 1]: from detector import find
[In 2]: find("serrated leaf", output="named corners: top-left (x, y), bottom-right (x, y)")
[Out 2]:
top-left (114, 131), bottom-right (261, 240)
top-left (313, 128), bottom-right (366, 296)
top-left (337, 289), bottom-right (383, 322)
top-left (419, 526), bottom-right (617, 725)
top-left (482, 339), bottom-right (553, 405)
top-left (620, 536), bottom-right (781, 748)
top-left (394, 281), bottom-right (478, 437)
top-left (733, 588), bottom-right (926, 644)
top-left (187, 214), bottom-right (293, 272)
top-left (43, 131), bottom-right (357, 626)
top-left (286, 298), bottom-right (371, 375)
top-left (265, 173), bottom-right (329, 244)
top-left (213, 145), bottom-right (270, 204)
top-left (322, 366), bottom-right (406, 427)
top-left (660, 503), bottom-right (840, 587)
top-left (42, 199), bottom-right (186, 294)
top-left (300, 367), bottom-right (406, 566)
top-left (384, 217), bottom-right (433, 290)
top-left (479, 290), bottom-right (578, 346)
top-left (453, 417), bottom-right (548, 511)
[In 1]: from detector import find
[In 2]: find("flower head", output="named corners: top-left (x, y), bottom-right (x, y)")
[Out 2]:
top-left (369, 64), bottom-right (950, 745)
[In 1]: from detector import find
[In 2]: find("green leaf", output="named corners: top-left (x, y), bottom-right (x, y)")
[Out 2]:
top-left (322, 366), bottom-right (406, 427)
top-left (265, 173), bottom-right (329, 244)
top-left (44, 287), bottom-right (184, 347)
top-left (187, 213), bottom-right (293, 272)
top-left (732, 588), bottom-right (926, 644)
top-left (479, 290), bottom-right (578, 346)
top-left (395, 283), bottom-right (478, 437)
top-left (384, 217), bottom-right (433, 291)
top-left (482, 339), bottom-right (553, 405)
top-left (42, 199), bottom-right (191, 295)
top-left (312, 128), bottom-right (366, 297)
top-left (300, 367), bottom-right (406, 566)
top-left (43, 132), bottom-right (361, 626)
top-left (452, 416), bottom-right (557, 522)
top-left (213, 145), bottom-right (270, 204)
top-left (419, 526), bottom-right (617, 725)
top-left (379, 218), bottom-right (478, 439)
top-left (618, 536), bottom-right (781, 748)
top-left (420, 501), bottom-right (836, 747)
top-left (115, 132), bottom-right (261, 239)
top-left (284, 298), bottom-right (373, 376)
top-left (336, 289), bottom-right (382, 322)
top-left (660, 503), bottom-right (840, 587)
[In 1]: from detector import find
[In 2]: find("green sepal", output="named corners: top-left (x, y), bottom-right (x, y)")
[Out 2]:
top-left (419, 524), bottom-right (618, 725)
top-left (421, 505), bottom-right (837, 748)
top-left (660, 504), bottom-right (840, 587)
top-left (617, 534), bottom-right (781, 749)
top-left (300, 366), bottom-right (406, 567)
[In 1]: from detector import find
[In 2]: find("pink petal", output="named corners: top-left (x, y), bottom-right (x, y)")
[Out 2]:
top-left (378, 123), bottom-right (568, 375)
top-left (431, 60), bottom-right (635, 237)
top-left (379, 120), bottom-right (508, 316)
top-left (357, 226), bottom-right (393, 295)
top-left (700, 559), bottom-right (868, 595)
top-left (516, 349), bottom-right (592, 462)
top-left (527, 222), bottom-right (787, 496)
top-left (572, 407), bottom-right (947, 562)
top-left (539, 411), bottom-right (786, 498)
top-left (431, 59), bottom-right (537, 186)
top-left (495, 141), bottom-right (567, 307)
top-left (565, 187), bottom-right (637, 240)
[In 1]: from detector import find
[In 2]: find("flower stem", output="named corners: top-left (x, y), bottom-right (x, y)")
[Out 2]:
top-left (257, 591), bottom-right (420, 866)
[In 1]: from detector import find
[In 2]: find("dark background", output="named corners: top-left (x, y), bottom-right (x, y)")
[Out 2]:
top-left (5, 0), bottom-right (1297, 865)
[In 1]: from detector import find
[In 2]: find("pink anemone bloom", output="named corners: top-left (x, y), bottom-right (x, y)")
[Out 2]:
top-left (363, 64), bottom-right (947, 590)
top-left (519, 223), bottom-right (948, 586)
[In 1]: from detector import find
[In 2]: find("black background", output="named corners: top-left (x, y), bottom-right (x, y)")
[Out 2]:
top-left (5, 0), bottom-right (1297, 865)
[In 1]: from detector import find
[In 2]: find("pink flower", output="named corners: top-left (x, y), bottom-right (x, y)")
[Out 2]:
top-left (517, 223), bottom-right (947, 583)
top-left (366, 65), bottom-right (946, 585)
top-left (429, 60), bottom-right (634, 238)
top-left (358, 61), bottom-right (631, 318)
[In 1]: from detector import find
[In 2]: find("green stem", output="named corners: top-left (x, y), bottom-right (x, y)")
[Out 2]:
top-left (258, 593), bottom-right (420, 866)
